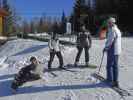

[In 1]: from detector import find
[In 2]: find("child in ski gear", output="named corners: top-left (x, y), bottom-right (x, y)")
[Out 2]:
top-left (48, 33), bottom-right (64, 69)
top-left (103, 17), bottom-right (122, 87)
top-left (74, 25), bottom-right (92, 66)
top-left (11, 57), bottom-right (41, 91)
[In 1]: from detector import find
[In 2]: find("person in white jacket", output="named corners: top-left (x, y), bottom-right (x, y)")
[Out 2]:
top-left (103, 17), bottom-right (122, 87)
top-left (48, 33), bottom-right (64, 69)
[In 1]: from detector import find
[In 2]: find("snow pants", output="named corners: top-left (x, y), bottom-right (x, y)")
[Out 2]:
top-left (75, 46), bottom-right (89, 63)
top-left (48, 50), bottom-right (64, 68)
top-left (106, 44), bottom-right (119, 83)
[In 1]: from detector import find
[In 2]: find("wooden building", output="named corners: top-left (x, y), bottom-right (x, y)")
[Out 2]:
top-left (0, 8), bottom-right (8, 36)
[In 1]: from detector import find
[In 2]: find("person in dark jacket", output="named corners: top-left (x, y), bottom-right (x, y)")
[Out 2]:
top-left (11, 57), bottom-right (41, 92)
top-left (74, 25), bottom-right (92, 66)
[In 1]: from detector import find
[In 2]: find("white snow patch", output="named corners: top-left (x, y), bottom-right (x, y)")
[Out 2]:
top-left (0, 56), bottom-right (8, 65)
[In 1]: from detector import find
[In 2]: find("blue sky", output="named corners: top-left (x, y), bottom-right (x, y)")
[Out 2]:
top-left (10, 0), bottom-right (75, 21)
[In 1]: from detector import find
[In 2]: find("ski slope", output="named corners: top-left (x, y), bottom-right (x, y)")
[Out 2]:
top-left (0, 38), bottom-right (133, 100)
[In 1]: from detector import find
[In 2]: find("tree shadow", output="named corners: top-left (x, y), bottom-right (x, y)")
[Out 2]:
top-left (12, 45), bottom-right (48, 56)
top-left (0, 74), bottom-right (15, 80)
top-left (0, 80), bottom-right (13, 97)
top-left (0, 79), bottom-right (108, 97)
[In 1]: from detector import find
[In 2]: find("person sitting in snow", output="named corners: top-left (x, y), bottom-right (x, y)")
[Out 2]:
top-left (48, 33), bottom-right (64, 70)
top-left (11, 56), bottom-right (41, 92)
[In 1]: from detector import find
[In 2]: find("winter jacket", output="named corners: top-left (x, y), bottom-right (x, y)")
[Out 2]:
top-left (77, 32), bottom-right (92, 48)
top-left (48, 38), bottom-right (60, 52)
top-left (105, 25), bottom-right (122, 55)
top-left (19, 63), bottom-right (36, 75)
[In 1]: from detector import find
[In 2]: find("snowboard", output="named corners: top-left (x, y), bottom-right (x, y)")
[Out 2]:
top-left (11, 78), bottom-right (46, 94)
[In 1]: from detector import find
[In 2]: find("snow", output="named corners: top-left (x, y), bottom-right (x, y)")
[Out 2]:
top-left (0, 38), bottom-right (133, 100)
top-left (59, 36), bottom-right (76, 43)
top-left (0, 56), bottom-right (8, 65)
top-left (28, 33), bottom-right (50, 39)
top-left (0, 36), bottom-right (7, 40)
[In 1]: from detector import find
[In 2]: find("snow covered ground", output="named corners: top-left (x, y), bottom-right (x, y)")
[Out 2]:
top-left (0, 38), bottom-right (133, 100)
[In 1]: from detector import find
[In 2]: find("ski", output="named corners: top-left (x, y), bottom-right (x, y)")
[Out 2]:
top-left (48, 71), bottom-right (57, 77)
top-left (65, 64), bottom-right (97, 69)
top-left (92, 73), bottom-right (131, 97)
top-left (77, 64), bottom-right (97, 69)
top-left (61, 67), bottom-right (77, 73)
top-left (44, 68), bottom-right (57, 77)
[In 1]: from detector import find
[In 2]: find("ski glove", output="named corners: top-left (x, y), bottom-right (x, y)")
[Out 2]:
top-left (103, 47), bottom-right (108, 53)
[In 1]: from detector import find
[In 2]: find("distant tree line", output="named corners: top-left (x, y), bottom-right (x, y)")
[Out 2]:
top-left (9, 13), bottom-right (67, 35)
top-left (19, 11), bottom-right (67, 34)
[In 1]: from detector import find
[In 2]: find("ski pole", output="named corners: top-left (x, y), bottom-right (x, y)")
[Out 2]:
top-left (97, 52), bottom-right (104, 75)
top-left (94, 52), bottom-right (105, 82)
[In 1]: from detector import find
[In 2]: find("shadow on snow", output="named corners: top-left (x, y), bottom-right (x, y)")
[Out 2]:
top-left (0, 74), bottom-right (15, 80)
top-left (0, 79), bottom-right (108, 97)
top-left (12, 44), bottom-right (48, 56)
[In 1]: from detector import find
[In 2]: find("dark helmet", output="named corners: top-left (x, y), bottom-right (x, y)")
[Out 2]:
top-left (80, 25), bottom-right (87, 32)
top-left (51, 33), bottom-right (58, 40)
top-left (30, 56), bottom-right (37, 62)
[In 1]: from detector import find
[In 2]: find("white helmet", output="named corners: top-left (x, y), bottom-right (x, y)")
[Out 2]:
top-left (108, 17), bottom-right (116, 23)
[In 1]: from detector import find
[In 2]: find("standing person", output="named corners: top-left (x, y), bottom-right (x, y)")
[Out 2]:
top-left (48, 33), bottom-right (64, 70)
top-left (103, 17), bottom-right (122, 87)
top-left (11, 57), bottom-right (41, 92)
top-left (74, 25), bottom-right (92, 66)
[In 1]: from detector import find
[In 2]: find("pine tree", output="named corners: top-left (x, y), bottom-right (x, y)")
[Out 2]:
top-left (23, 20), bottom-right (29, 34)
top-left (38, 17), bottom-right (43, 33)
top-left (72, 0), bottom-right (92, 32)
top-left (2, 0), bottom-right (9, 11)
top-left (41, 13), bottom-right (47, 32)
top-left (60, 11), bottom-right (67, 34)
top-left (52, 21), bottom-right (59, 34)
top-left (73, 0), bottom-right (81, 32)
top-left (30, 20), bottom-right (35, 33)
top-left (0, 0), bottom-right (2, 8)
top-left (46, 16), bottom-right (53, 32)
top-left (2, 0), bottom-right (18, 35)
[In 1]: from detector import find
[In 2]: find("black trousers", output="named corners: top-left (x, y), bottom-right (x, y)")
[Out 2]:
top-left (75, 46), bottom-right (89, 63)
top-left (11, 73), bottom-right (40, 90)
top-left (48, 50), bottom-right (63, 68)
